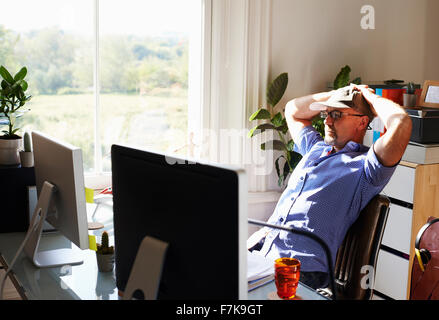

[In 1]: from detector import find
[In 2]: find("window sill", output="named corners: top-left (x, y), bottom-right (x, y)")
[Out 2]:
top-left (248, 191), bottom-right (282, 205)
top-left (84, 172), bottom-right (282, 205)
top-left (84, 172), bottom-right (112, 190)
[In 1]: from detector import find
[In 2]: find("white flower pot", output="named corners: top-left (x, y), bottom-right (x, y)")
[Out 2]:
top-left (403, 93), bottom-right (417, 107)
top-left (19, 151), bottom-right (34, 167)
top-left (0, 137), bottom-right (22, 166)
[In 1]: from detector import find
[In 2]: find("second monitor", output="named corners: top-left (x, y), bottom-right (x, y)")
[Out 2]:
top-left (112, 144), bottom-right (248, 299)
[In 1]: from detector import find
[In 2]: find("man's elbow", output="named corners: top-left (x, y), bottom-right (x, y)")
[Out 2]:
top-left (285, 99), bottom-right (298, 119)
top-left (398, 113), bottom-right (413, 142)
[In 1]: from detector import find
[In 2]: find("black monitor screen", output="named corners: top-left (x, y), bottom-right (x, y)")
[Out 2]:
top-left (111, 144), bottom-right (246, 299)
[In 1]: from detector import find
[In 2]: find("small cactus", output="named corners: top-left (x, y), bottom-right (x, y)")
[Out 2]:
top-left (97, 231), bottom-right (114, 255)
top-left (23, 131), bottom-right (32, 152)
top-left (406, 82), bottom-right (415, 95)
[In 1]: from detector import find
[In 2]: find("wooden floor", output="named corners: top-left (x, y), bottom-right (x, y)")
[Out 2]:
top-left (0, 269), bottom-right (22, 300)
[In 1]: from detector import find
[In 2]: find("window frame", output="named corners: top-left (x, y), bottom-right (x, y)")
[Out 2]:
top-left (86, 0), bottom-right (278, 197)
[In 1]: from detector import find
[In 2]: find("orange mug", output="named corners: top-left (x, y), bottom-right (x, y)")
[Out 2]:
top-left (274, 257), bottom-right (301, 299)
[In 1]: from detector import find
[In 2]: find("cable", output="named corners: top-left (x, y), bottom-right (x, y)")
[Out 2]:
top-left (248, 218), bottom-right (337, 300)
top-left (0, 208), bottom-right (41, 300)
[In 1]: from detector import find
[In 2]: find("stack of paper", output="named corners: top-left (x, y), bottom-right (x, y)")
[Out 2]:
top-left (247, 251), bottom-right (275, 291)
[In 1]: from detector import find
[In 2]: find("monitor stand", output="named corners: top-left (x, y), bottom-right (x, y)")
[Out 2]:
top-left (123, 236), bottom-right (169, 300)
top-left (23, 181), bottom-right (84, 268)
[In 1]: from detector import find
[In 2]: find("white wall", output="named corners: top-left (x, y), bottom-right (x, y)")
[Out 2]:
top-left (270, 0), bottom-right (439, 101)
top-left (248, 0), bottom-right (439, 227)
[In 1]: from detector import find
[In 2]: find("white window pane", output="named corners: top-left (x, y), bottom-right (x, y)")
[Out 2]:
top-left (99, 0), bottom-right (200, 172)
top-left (0, 0), bottom-right (95, 171)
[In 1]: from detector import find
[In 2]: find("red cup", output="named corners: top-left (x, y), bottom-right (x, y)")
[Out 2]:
top-left (274, 257), bottom-right (301, 299)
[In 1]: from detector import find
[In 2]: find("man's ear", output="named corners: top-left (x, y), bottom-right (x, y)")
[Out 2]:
top-left (359, 116), bottom-right (369, 131)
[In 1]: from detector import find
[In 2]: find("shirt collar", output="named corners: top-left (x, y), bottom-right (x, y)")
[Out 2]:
top-left (322, 141), bottom-right (367, 158)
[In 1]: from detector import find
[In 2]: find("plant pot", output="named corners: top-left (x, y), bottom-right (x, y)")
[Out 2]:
top-left (19, 151), bottom-right (34, 167)
top-left (0, 137), bottom-right (22, 166)
top-left (96, 252), bottom-right (115, 272)
top-left (403, 93), bottom-right (417, 107)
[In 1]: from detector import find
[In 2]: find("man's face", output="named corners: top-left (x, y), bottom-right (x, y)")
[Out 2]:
top-left (323, 107), bottom-right (366, 150)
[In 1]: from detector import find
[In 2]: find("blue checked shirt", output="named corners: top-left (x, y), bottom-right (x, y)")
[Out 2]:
top-left (255, 126), bottom-right (397, 273)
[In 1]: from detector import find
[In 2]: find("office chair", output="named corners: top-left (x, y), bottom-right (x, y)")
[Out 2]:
top-left (324, 194), bottom-right (390, 300)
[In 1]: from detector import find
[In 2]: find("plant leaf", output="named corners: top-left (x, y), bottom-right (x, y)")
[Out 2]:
top-left (19, 80), bottom-right (28, 91)
top-left (271, 112), bottom-right (284, 127)
top-left (288, 150), bottom-right (302, 170)
top-left (283, 158), bottom-right (291, 176)
top-left (352, 77), bottom-right (361, 85)
top-left (249, 108), bottom-right (271, 121)
top-left (275, 155), bottom-right (284, 179)
top-left (312, 117), bottom-right (325, 138)
top-left (248, 123), bottom-right (276, 138)
top-left (0, 66), bottom-right (14, 84)
top-left (333, 65), bottom-right (351, 89)
top-left (266, 72), bottom-right (288, 108)
top-left (286, 140), bottom-right (295, 152)
top-left (261, 140), bottom-right (285, 151)
top-left (13, 67), bottom-right (27, 81)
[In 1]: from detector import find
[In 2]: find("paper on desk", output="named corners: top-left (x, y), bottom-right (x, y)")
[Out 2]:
top-left (247, 251), bottom-right (274, 282)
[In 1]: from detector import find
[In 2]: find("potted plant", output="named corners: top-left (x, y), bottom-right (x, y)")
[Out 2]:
top-left (0, 65), bottom-right (32, 166)
top-left (19, 131), bottom-right (34, 167)
top-left (248, 73), bottom-right (302, 187)
top-left (96, 231), bottom-right (115, 272)
top-left (403, 82), bottom-right (417, 107)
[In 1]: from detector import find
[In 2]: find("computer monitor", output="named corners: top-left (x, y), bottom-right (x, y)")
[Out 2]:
top-left (111, 144), bottom-right (247, 299)
top-left (23, 131), bottom-right (89, 268)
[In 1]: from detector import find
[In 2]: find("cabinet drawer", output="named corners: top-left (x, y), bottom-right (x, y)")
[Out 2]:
top-left (374, 250), bottom-right (409, 300)
top-left (382, 165), bottom-right (415, 203)
top-left (381, 203), bottom-right (413, 255)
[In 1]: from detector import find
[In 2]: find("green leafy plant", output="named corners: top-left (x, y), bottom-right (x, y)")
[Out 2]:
top-left (405, 82), bottom-right (415, 95)
top-left (248, 73), bottom-right (302, 187)
top-left (333, 65), bottom-right (361, 90)
top-left (97, 231), bottom-right (114, 255)
top-left (0, 65), bottom-right (32, 138)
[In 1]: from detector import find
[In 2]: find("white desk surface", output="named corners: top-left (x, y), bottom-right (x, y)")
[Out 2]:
top-left (0, 203), bottom-right (327, 300)
top-left (0, 203), bottom-right (118, 300)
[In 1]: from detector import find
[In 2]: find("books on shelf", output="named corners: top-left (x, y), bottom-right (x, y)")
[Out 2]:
top-left (402, 142), bottom-right (439, 164)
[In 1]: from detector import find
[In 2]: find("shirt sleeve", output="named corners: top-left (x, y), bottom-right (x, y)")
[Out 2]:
top-left (293, 125), bottom-right (323, 156)
top-left (363, 144), bottom-right (398, 187)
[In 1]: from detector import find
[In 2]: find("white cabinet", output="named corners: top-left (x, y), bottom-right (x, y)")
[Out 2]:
top-left (374, 161), bottom-right (439, 300)
top-left (382, 165), bottom-right (415, 203)
top-left (375, 250), bottom-right (410, 300)
top-left (381, 203), bottom-right (412, 255)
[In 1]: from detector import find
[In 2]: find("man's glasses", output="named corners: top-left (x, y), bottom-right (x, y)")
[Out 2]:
top-left (320, 110), bottom-right (366, 120)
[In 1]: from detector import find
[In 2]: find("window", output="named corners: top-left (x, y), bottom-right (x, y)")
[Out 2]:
top-left (1, 0), bottom-right (95, 170)
top-left (1, 0), bottom-right (202, 182)
top-left (2, 0), bottom-right (276, 193)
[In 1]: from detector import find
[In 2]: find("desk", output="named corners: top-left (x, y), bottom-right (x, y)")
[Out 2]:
top-left (0, 204), bottom-right (326, 300)
top-left (248, 280), bottom-right (329, 300)
top-left (0, 203), bottom-right (118, 300)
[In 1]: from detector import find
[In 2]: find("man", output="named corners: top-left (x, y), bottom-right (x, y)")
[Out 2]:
top-left (247, 84), bottom-right (412, 290)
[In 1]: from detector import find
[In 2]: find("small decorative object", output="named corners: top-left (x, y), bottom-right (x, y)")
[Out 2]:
top-left (403, 82), bottom-right (417, 107)
top-left (0, 65), bottom-right (32, 166)
top-left (19, 131), bottom-right (34, 167)
top-left (419, 80), bottom-right (439, 109)
top-left (96, 231), bottom-right (115, 272)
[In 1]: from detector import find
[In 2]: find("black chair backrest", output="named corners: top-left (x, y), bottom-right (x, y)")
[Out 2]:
top-left (334, 194), bottom-right (390, 300)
